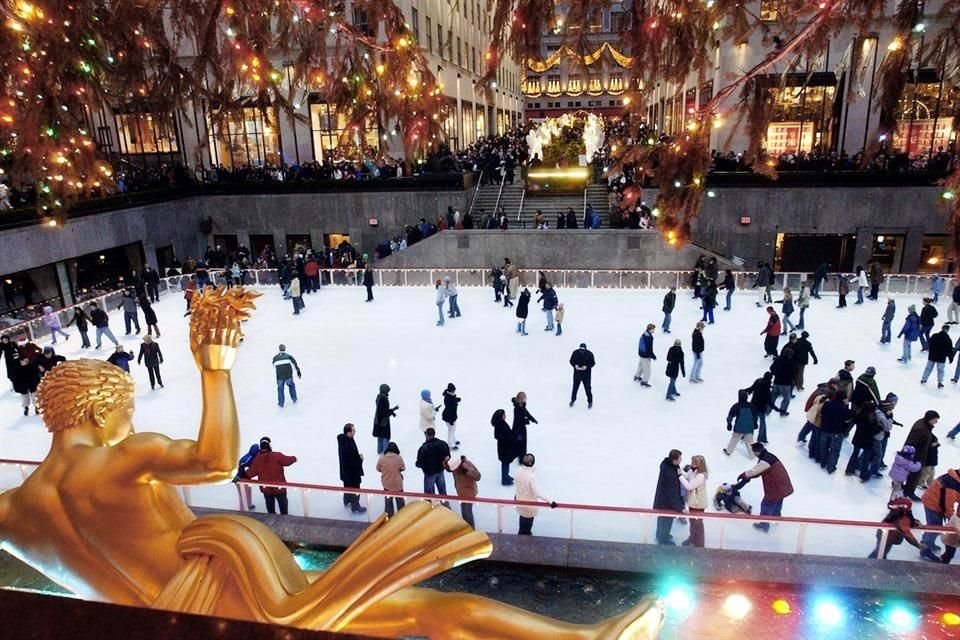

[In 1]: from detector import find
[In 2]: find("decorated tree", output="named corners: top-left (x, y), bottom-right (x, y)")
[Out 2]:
top-left (487, 0), bottom-right (960, 259)
top-left (0, 0), bottom-right (448, 219)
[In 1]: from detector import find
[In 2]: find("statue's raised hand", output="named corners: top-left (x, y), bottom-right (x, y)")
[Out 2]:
top-left (189, 286), bottom-right (260, 370)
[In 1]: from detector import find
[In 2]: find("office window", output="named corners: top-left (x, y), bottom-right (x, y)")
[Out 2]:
top-left (437, 24), bottom-right (444, 59)
top-left (610, 11), bottom-right (629, 31)
top-left (207, 106), bottom-right (280, 169)
top-left (472, 47), bottom-right (477, 73)
top-left (309, 102), bottom-right (379, 162)
top-left (447, 29), bottom-right (453, 59)
top-left (411, 7), bottom-right (419, 42)
top-left (760, 0), bottom-right (782, 21)
top-left (115, 112), bottom-right (179, 155)
top-left (426, 17), bottom-right (433, 53)
top-left (457, 37), bottom-right (462, 66)
top-left (352, 7), bottom-right (373, 37)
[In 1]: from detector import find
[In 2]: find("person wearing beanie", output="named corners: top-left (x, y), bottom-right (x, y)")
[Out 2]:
top-left (880, 297), bottom-right (897, 344)
top-left (446, 453), bottom-right (481, 528)
top-left (42, 305), bottom-right (70, 344)
top-left (137, 334), bottom-right (164, 390)
top-left (435, 279), bottom-right (448, 326)
top-left (897, 305), bottom-right (921, 363)
top-left (107, 344), bottom-right (135, 373)
top-left (921, 325), bottom-right (955, 388)
top-left (441, 383), bottom-right (462, 449)
top-left (515, 453), bottom-right (556, 536)
top-left (272, 344), bottom-right (301, 408)
top-left (919, 297), bottom-right (938, 351)
top-left (376, 441), bottom-right (406, 516)
top-left (569, 343), bottom-right (596, 408)
top-left (233, 442), bottom-right (260, 510)
top-left (515, 287), bottom-right (531, 335)
top-left (362, 264), bottom-right (374, 302)
top-left (373, 384), bottom-right (398, 454)
top-left (245, 436), bottom-right (298, 515)
top-left (851, 366), bottom-right (880, 412)
top-left (416, 427), bottom-right (451, 497)
top-left (419, 389), bottom-right (439, 432)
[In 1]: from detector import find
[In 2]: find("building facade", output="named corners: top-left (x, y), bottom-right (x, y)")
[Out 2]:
top-left (86, 0), bottom-right (524, 173)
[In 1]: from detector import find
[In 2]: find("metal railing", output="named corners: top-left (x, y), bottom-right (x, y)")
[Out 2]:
top-left (2, 268), bottom-right (954, 340)
top-left (465, 169), bottom-right (484, 220)
top-left (0, 457), bottom-right (951, 562)
top-left (492, 172), bottom-right (507, 221)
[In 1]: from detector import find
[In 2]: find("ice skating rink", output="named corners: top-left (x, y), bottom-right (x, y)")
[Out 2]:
top-left (2, 283), bottom-right (957, 558)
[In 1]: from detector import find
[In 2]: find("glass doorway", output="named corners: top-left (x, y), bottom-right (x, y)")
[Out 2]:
top-left (871, 234), bottom-right (904, 273)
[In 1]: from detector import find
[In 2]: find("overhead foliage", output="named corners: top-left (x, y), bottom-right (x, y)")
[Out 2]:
top-left (487, 0), bottom-right (960, 254)
top-left (0, 0), bottom-right (448, 217)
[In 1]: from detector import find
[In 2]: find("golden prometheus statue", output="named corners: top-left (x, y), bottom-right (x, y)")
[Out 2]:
top-left (0, 286), bottom-right (662, 639)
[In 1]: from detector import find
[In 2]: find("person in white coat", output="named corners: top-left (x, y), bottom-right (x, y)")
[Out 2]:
top-left (852, 266), bottom-right (868, 305)
top-left (679, 455), bottom-right (709, 547)
top-left (514, 453), bottom-right (556, 535)
top-left (419, 389), bottom-right (439, 432)
top-left (435, 279), bottom-right (448, 326)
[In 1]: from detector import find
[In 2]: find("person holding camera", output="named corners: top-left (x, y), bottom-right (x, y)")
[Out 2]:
top-left (514, 453), bottom-right (556, 535)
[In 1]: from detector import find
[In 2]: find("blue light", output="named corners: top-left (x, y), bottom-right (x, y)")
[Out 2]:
top-left (886, 605), bottom-right (917, 631)
top-left (658, 580), bottom-right (694, 619)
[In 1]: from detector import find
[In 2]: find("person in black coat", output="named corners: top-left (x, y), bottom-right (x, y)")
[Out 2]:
top-left (515, 288), bottom-right (531, 335)
top-left (744, 372), bottom-right (775, 443)
top-left (844, 401), bottom-right (879, 480)
top-left (373, 383), bottom-right (398, 454)
top-left (362, 265), bottom-right (374, 302)
top-left (690, 322), bottom-right (705, 382)
top-left (13, 351), bottom-right (40, 416)
top-left (36, 346), bottom-right (65, 380)
top-left (492, 409), bottom-right (515, 485)
top-left (143, 265), bottom-right (161, 302)
top-left (512, 392), bottom-right (538, 460)
top-left (653, 449), bottom-right (684, 545)
top-left (922, 325), bottom-right (955, 387)
top-left (665, 339), bottom-right (685, 401)
top-left (139, 295), bottom-right (161, 337)
top-left (919, 298), bottom-right (938, 351)
top-left (569, 343), bottom-right (596, 408)
top-left (791, 331), bottom-right (818, 391)
top-left (337, 423), bottom-right (366, 513)
top-left (137, 335), bottom-right (164, 390)
top-left (1, 334), bottom-right (18, 388)
top-left (65, 306), bottom-right (92, 348)
top-left (441, 382), bottom-right (461, 450)
top-left (769, 347), bottom-right (796, 416)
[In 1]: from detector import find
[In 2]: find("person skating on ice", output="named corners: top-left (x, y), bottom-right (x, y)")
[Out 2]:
top-left (491, 409), bottom-right (515, 486)
top-left (419, 389), bottom-right (440, 433)
top-left (272, 344), bottom-right (301, 407)
top-left (898, 304), bottom-right (921, 362)
top-left (373, 384), bottom-right (398, 455)
top-left (337, 423), bottom-right (367, 514)
top-left (511, 392), bottom-right (538, 461)
top-left (634, 323), bottom-right (657, 387)
top-left (738, 443), bottom-right (794, 532)
top-left (661, 287), bottom-right (676, 334)
top-left (724, 390), bottom-right (757, 456)
top-left (554, 302), bottom-right (565, 336)
top-left (515, 288), bottom-right (531, 335)
top-left (664, 339), bottom-right (685, 401)
top-left (760, 306), bottom-right (782, 358)
top-left (569, 343), bottom-right (595, 408)
top-left (538, 282), bottom-right (558, 332)
top-left (435, 279), bottom-right (448, 326)
top-left (137, 335), bottom-right (164, 390)
top-left (442, 383), bottom-right (462, 450)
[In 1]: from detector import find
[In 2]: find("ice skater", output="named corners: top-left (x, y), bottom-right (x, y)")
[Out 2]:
top-left (116, 288), bottom-right (141, 334)
top-left (136, 335), bottom-right (164, 390)
top-left (777, 288), bottom-right (796, 332)
top-left (836, 274), bottom-right (849, 308)
top-left (435, 279), bottom-right (448, 326)
top-left (690, 322), bottom-right (705, 382)
top-left (760, 306), bottom-right (782, 357)
top-left (719, 269), bottom-right (736, 311)
top-left (272, 344), bottom-right (301, 407)
top-left (920, 325), bottom-right (954, 388)
top-left (42, 306), bottom-right (70, 344)
top-left (852, 266), bottom-right (867, 304)
top-left (363, 265), bottom-right (374, 302)
top-left (555, 303), bottom-right (564, 336)
top-left (140, 295), bottom-right (161, 337)
top-left (661, 287), bottom-right (676, 334)
top-left (724, 390), bottom-right (757, 456)
top-left (796, 281), bottom-right (810, 329)
top-left (515, 288), bottom-right (531, 335)
top-left (419, 389), bottom-right (440, 433)
top-left (538, 282), bottom-right (558, 332)
top-left (444, 277), bottom-right (461, 318)
top-left (634, 323), bottom-right (656, 387)
top-left (66, 305), bottom-right (92, 348)
top-left (880, 297), bottom-right (896, 344)
top-left (897, 304), bottom-right (921, 363)
top-left (569, 342), bottom-right (595, 408)
top-left (442, 383), bottom-right (461, 450)
top-left (664, 339), bottom-right (685, 401)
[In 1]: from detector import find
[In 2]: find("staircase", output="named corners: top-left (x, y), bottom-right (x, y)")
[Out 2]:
top-left (469, 180), bottom-right (611, 229)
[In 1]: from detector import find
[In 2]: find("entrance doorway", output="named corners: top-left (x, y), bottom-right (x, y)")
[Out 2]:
top-left (775, 233), bottom-right (855, 272)
top-left (871, 234), bottom-right (904, 273)
top-left (249, 234), bottom-right (275, 263)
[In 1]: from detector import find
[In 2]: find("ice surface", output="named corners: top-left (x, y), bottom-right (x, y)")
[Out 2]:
top-left (2, 283), bottom-right (957, 560)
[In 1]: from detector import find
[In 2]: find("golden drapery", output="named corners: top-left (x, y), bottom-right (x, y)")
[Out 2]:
top-left (526, 43), bottom-right (634, 73)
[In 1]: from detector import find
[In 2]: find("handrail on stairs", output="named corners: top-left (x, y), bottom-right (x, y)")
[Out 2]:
top-left (517, 188), bottom-right (526, 227)
top-left (466, 169), bottom-right (484, 219)
top-left (492, 172), bottom-right (507, 221)
top-left (582, 186), bottom-right (588, 223)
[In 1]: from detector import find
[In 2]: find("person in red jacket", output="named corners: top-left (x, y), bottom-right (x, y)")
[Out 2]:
top-left (739, 443), bottom-right (794, 532)
top-left (244, 436), bottom-right (297, 515)
top-left (761, 306), bottom-right (782, 358)
top-left (303, 255), bottom-right (320, 293)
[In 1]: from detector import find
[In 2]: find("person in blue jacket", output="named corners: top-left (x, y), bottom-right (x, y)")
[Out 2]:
top-left (898, 304), bottom-right (922, 363)
top-left (106, 345), bottom-right (134, 372)
top-left (234, 443), bottom-right (260, 509)
top-left (538, 282), bottom-right (559, 332)
top-left (634, 324), bottom-right (657, 387)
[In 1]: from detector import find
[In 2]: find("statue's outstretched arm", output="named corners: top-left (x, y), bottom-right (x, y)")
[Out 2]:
top-left (115, 287), bottom-right (259, 484)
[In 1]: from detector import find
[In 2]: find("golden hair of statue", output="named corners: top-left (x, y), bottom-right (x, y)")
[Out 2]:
top-left (0, 286), bottom-right (662, 639)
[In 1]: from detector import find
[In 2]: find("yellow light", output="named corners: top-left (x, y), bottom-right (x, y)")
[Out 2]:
top-left (623, 96), bottom-right (631, 105)
top-left (8, 19), bottom-right (24, 31)
top-left (927, 257), bottom-right (941, 265)
top-left (527, 168), bottom-right (591, 180)
top-left (375, 63), bottom-right (385, 75)
top-left (408, 76), bottom-right (419, 87)
top-left (398, 37), bottom-right (409, 47)
top-left (47, 219), bottom-right (57, 227)
top-left (772, 599), bottom-right (791, 615)
top-left (888, 39), bottom-right (902, 51)
top-left (944, 612), bottom-right (960, 626)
